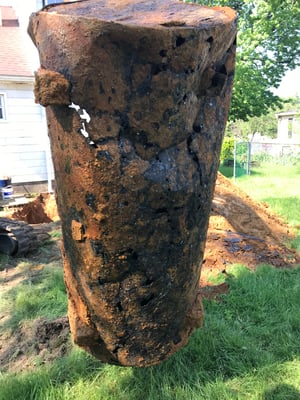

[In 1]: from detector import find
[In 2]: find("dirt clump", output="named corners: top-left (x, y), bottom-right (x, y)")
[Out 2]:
top-left (0, 317), bottom-right (70, 372)
top-left (11, 193), bottom-right (58, 224)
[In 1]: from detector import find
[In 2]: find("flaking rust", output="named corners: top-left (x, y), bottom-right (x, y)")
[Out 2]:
top-left (28, 0), bottom-right (237, 367)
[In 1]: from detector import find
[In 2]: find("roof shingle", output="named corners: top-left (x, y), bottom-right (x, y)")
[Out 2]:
top-left (0, 6), bottom-right (33, 78)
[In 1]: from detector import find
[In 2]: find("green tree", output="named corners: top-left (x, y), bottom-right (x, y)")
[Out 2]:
top-left (227, 111), bottom-right (277, 141)
top-left (226, 96), bottom-right (300, 141)
top-left (278, 96), bottom-right (300, 112)
top-left (220, 136), bottom-right (235, 161)
top-left (197, 0), bottom-right (300, 121)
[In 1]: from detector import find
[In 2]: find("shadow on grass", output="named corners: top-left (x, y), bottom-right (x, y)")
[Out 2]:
top-left (263, 383), bottom-right (300, 400)
top-left (1, 265), bottom-right (300, 399)
top-left (219, 165), bottom-right (264, 179)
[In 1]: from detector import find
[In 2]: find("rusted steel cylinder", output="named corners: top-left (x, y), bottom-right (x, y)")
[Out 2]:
top-left (28, 0), bottom-right (236, 367)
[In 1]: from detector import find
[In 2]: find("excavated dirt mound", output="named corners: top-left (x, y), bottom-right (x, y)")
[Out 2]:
top-left (11, 193), bottom-right (59, 224)
top-left (201, 173), bottom-right (299, 285)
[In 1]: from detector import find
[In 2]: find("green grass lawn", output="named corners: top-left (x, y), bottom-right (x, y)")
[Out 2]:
top-left (1, 164), bottom-right (300, 400)
top-left (234, 164), bottom-right (300, 225)
top-left (1, 264), bottom-right (300, 400)
top-left (232, 164), bottom-right (300, 252)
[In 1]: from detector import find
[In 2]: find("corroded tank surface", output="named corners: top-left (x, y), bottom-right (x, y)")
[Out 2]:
top-left (28, 0), bottom-right (236, 367)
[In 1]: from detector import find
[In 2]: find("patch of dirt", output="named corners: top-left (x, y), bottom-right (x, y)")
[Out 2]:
top-left (200, 282), bottom-right (229, 302)
top-left (0, 174), bottom-right (299, 372)
top-left (0, 221), bottom-right (66, 373)
top-left (10, 193), bottom-right (59, 224)
top-left (0, 317), bottom-right (71, 372)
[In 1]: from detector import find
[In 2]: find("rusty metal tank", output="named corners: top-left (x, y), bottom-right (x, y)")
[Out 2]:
top-left (28, 0), bottom-right (236, 367)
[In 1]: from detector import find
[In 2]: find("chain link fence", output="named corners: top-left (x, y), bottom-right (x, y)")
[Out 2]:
top-left (221, 141), bottom-right (300, 178)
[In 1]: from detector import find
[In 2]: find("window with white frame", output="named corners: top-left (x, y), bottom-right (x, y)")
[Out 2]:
top-left (0, 94), bottom-right (7, 120)
top-left (288, 117), bottom-right (293, 139)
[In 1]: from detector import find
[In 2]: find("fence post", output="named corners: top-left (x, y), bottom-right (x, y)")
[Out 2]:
top-left (247, 141), bottom-right (252, 175)
top-left (233, 139), bottom-right (237, 181)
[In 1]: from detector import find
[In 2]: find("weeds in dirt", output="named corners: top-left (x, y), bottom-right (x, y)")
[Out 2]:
top-left (1, 264), bottom-right (300, 399)
top-left (49, 229), bottom-right (62, 239)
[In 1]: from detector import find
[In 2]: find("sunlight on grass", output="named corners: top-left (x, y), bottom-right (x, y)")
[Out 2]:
top-left (235, 164), bottom-right (300, 226)
top-left (0, 263), bottom-right (67, 331)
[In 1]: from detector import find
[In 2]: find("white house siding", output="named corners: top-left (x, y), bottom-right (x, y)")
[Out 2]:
top-left (277, 113), bottom-right (300, 144)
top-left (0, 81), bottom-right (54, 185)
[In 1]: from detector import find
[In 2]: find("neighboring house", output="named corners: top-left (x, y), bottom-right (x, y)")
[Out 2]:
top-left (276, 110), bottom-right (300, 144)
top-left (244, 109), bottom-right (300, 161)
top-left (0, 5), bottom-right (53, 192)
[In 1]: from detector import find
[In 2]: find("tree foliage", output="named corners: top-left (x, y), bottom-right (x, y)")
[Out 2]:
top-left (227, 113), bottom-right (277, 141)
top-left (279, 96), bottom-right (300, 113)
top-left (220, 137), bottom-right (235, 161)
top-left (226, 96), bottom-right (300, 141)
top-left (197, 0), bottom-right (300, 121)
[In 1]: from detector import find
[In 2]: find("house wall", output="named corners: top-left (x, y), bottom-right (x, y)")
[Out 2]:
top-left (277, 115), bottom-right (300, 144)
top-left (0, 80), bottom-right (54, 185)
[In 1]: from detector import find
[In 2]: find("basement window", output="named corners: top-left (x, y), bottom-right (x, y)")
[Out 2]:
top-left (0, 94), bottom-right (7, 121)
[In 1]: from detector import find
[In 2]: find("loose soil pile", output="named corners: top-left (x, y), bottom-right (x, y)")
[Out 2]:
top-left (11, 193), bottom-right (59, 224)
top-left (0, 173), bottom-right (299, 371)
top-left (202, 173), bottom-right (299, 284)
